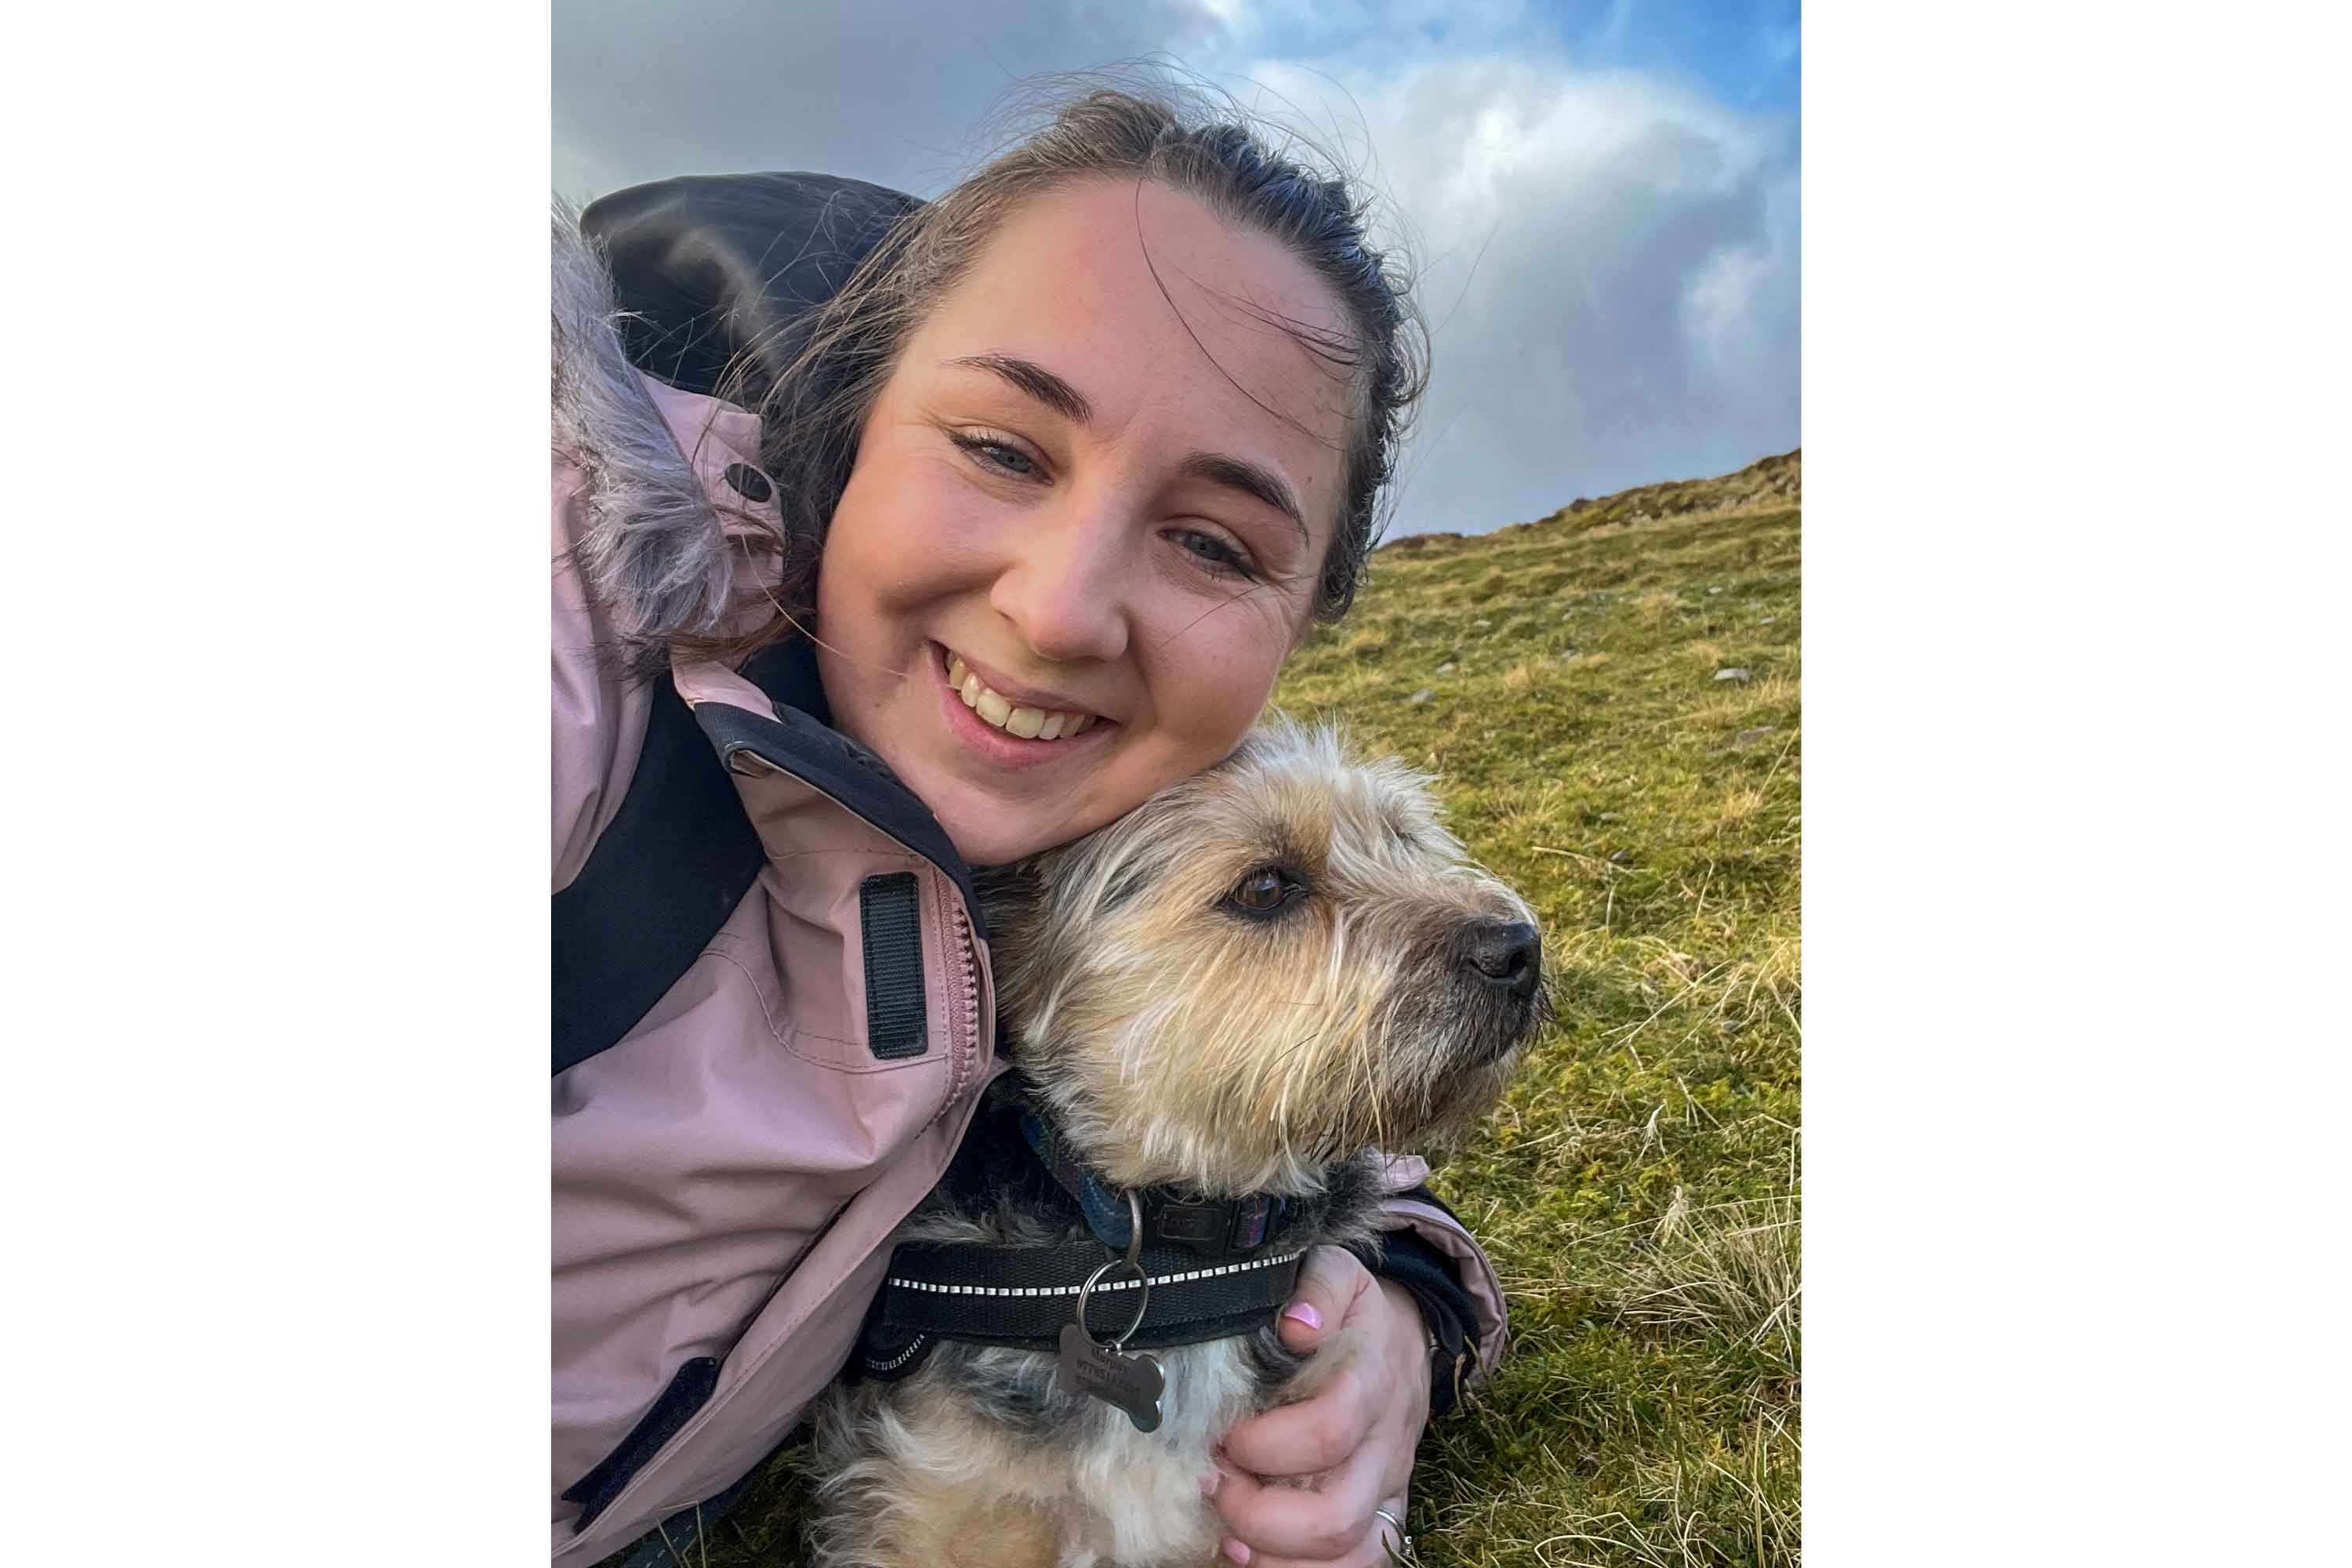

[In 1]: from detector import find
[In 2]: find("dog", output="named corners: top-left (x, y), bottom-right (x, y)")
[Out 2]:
top-left (810, 719), bottom-right (1548, 1567)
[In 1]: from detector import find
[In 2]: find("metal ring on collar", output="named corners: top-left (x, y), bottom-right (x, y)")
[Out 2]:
top-left (1075, 1190), bottom-right (1152, 1349)
top-left (1076, 1255), bottom-right (1151, 1349)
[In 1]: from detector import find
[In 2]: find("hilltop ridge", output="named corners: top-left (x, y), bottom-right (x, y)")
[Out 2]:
top-left (1384, 448), bottom-right (1801, 557)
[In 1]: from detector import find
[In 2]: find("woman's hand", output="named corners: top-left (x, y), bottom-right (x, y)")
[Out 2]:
top-left (1207, 1245), bottom-right (1430, 1565)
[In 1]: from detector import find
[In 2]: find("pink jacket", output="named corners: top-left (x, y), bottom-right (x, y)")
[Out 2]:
top-left (550, 213), bottom-right (1506, 1566)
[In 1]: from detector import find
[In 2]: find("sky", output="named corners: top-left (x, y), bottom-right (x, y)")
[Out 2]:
top-left (554, 0), bottom-right (1799, 540)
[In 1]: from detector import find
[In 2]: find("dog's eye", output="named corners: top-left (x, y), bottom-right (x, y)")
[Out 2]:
top-left (1235, 869), bottom-right (1283, 910)
top-left (1225, 866), bottom-right (1301, 916)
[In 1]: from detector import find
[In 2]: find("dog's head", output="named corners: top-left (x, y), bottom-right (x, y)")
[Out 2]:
top-left (985, 718), bottom-right (1548, 1196)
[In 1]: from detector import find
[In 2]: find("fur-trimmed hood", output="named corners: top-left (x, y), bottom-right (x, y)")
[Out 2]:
top-left (551, 203), bottom-right (768, 649)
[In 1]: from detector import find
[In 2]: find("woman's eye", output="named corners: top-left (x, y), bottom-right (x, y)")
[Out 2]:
top-left (949, 431), bottom-right (1039, 478)
top-left (1174, 528), bottom-right (1257, 580)
top-left (1225, 866), bottom-right (1298, 915)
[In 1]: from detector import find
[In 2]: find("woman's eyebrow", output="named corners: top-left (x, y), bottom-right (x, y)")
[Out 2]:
top-left (945, 354), bottom-right (1093, 425)
top-left (1177, 452), bottom-right (1308, 546)
top-left (946, 353), bottom-right (1308, 545)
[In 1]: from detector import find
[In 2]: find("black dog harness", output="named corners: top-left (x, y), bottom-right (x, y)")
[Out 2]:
top-left (857, 1090), bottom-right (1314, 1378)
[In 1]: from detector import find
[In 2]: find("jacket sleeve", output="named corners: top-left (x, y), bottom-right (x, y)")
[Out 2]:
top-left (1363, 1153), bottom-right (1506, 1417)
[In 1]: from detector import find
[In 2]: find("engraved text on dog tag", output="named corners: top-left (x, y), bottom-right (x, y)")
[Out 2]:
top-left (1057, 1322), bottom-right (1164, 1432)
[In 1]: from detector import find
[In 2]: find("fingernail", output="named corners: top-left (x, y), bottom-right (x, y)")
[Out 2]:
top-left (1281, 1301), bottom-right (1322, 1332)
top-left (1221, 1541), bottom-right (1252, 1565)
top-left (1198, 1469), bottom-right (1221, 1497)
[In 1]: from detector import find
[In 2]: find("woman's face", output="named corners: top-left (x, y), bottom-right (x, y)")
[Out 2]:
top-left (814, 180), bottom-right (1354, 866)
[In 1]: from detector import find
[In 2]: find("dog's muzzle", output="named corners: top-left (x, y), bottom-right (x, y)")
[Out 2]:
top-left (1462, 917), bottom-right (1542, 1001)
top-left (1447, 914), bottom-right (1547, 1067)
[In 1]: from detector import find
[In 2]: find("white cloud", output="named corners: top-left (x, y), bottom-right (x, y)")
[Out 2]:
top-left (552, 0), bottom-right (1798, 536)
top-left (1242, 51), bottom-right (1800, 532)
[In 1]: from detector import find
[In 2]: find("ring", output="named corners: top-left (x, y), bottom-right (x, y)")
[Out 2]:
top-left (1372, 1506), bottom-right (1411, 1552)
top-left (1073, 1256), bottom-right (1151, 1348)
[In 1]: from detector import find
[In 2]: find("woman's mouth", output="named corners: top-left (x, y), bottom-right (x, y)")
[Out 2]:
top-left (939, 645), bottom-right (1103, 742)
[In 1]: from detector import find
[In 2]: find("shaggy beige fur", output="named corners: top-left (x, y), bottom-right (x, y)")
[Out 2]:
top-left (811, 720), bottom-right (1544, 1567)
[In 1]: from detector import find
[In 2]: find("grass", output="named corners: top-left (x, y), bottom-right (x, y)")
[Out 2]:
top-left (1278, 463), bottom-right (1802, 1568)
top-left (665, 456), bottom-right (1802, 1567)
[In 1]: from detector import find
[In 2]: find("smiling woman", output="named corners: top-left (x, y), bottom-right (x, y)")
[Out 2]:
top-left (553, 74), bottom-right (1506, 1568)
top-left (816, 178), bottom-right (1349, 866)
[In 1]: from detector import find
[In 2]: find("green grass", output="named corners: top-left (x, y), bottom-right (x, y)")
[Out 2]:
top-left (662, 462), bottom-right (1802, 1567)
top-left (1279, 488), bottom-right (1802, 1568)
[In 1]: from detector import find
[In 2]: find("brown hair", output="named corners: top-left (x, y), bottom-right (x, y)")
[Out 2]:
top-left (687, 72), bottom-right (1429, 666)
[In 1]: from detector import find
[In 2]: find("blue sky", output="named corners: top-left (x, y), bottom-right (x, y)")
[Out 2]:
top-left (556, 0), bottom-right (1801, 537)
top-left (1223, 1), bottom-right (1799, 111)
top-left (1530, 0), bottom-right (1801, 110)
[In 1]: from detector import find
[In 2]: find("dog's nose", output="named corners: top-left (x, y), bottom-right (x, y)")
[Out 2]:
top-left (1465, 919), bottom-right (1541, 998)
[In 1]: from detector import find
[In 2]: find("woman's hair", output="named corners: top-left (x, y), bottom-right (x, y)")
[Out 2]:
top-left (691, 71), bottom-right (1428, 664)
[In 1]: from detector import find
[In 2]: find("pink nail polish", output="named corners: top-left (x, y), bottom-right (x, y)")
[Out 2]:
top-left (1221, 1541), bottom-right (1252, 1565)
top-left (1282, 1301), bottom-right (1322, 1332)
top-left (1198, 1470), bottom-right (1219, 1497)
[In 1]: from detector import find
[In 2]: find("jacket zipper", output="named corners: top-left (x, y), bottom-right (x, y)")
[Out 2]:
top-left (932, 897), bottom-right (982, 1127)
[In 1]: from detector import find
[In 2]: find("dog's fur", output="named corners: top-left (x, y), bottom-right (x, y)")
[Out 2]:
top-left (811, 719), bottom-right (1547, 1567)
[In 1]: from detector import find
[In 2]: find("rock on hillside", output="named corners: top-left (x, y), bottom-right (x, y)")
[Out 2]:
top-left (1381, 448), bottom-right (1800, 555)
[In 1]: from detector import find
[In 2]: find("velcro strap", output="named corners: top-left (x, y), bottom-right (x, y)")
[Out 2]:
top-left (858, 873), bottom-right (927, 1060)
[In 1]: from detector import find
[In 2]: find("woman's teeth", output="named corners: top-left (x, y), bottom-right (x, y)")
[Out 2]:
top-left (946, 652), bottom-right (1098, 741)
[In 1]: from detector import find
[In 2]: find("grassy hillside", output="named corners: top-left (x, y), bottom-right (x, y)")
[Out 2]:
top-left (1281, 452), bottom-right (1801, 1566)
top-left (665, 454), bottom-right (1802, 1568)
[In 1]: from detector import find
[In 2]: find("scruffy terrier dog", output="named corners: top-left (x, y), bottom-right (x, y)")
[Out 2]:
top-left (811, 720), bottom-right (1547, 1568)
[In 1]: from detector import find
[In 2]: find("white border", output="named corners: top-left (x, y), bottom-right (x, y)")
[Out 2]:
top-left (8, 2), bottom-right (547, 1559)
top-left (1810, 3), bottom-right (2347, 1563)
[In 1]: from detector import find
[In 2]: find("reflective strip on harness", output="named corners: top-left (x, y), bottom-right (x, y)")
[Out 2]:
top-left (864, 1236), bottom-right (1309, 1359)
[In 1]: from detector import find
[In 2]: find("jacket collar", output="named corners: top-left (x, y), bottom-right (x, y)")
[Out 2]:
top-left (687, 637), bottom-right (985, 944)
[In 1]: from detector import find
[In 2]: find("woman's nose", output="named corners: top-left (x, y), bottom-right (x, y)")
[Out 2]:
top-left (986, 498), bottom-right (1133, 665)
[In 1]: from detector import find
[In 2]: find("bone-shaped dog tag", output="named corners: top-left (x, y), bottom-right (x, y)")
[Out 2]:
top-left (1057, 1322), bottom-right (1164, 1432)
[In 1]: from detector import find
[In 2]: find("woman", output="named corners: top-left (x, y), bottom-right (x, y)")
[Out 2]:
top-left (554, 85), bottom-right (1508, 1568)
